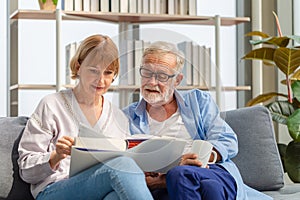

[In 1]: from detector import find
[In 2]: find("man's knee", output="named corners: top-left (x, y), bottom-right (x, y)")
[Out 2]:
top-left (200, 179), bottom-right (225, 199)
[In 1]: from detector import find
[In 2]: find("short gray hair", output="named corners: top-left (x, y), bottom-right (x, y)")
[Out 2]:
top-left (143, 41), bottom-right (185, 72)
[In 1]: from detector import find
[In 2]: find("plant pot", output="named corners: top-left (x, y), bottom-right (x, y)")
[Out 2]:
top-left (38, 0), bottom-right (57, 11)
top-left (285, 141), bottom-right (300, 182)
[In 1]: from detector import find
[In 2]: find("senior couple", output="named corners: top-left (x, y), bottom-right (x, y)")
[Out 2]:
top-left (18, 34), bottom-right (271, 200)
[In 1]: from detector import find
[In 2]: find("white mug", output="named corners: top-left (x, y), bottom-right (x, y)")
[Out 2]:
top-left (190, 140), bottom-right (217, 168)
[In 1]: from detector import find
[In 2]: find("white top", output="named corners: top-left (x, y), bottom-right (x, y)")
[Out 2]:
top-left (18, 89), bottom-right (130, 198)
top-left (147, 109), bottom-right (193, 154)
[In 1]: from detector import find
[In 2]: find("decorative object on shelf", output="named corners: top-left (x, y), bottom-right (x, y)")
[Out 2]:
top-left (242, 11), bottom-right (300, 183)
top-left (38, 0), bottom-right (58, 11)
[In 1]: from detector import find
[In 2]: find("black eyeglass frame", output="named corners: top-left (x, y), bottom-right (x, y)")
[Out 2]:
top-left (139, 67), bottom-right (177, 82)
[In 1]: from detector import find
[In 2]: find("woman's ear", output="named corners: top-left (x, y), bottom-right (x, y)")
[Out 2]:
top-left (76, 62), bottom-right (81, 76)
top-left (175, 73), bottom-right (183, 86)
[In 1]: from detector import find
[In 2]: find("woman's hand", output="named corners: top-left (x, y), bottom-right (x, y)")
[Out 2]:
top-left (49, 136), bottom-right (74, 169)
top-left (145, 172), bottom-right (166, 190)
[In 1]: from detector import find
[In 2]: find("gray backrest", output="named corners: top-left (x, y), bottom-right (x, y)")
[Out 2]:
top-left (221, 106), bottom-right (284, 191)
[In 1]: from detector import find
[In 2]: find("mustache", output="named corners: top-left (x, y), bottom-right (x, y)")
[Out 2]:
top-left (143, 85), bottom-right (161, 93)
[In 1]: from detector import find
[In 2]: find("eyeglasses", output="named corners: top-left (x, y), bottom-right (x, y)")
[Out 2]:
top-left (139, 67), bottom-right (177, 82)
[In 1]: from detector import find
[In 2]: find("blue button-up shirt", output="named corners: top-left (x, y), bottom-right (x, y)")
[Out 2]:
top-left (123, 89), bottom-right (272, 200)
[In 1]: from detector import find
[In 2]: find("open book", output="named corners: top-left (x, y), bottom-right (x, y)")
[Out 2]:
top-left (69, 124), bottom-right (189, 177)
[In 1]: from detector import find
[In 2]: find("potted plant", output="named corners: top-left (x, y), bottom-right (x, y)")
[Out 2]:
top-left (38, 0), bottom-right (58, 11)
top-left (242, 12), bottom-right (300, 182)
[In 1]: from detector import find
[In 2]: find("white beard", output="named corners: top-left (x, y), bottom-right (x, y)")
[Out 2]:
top-left (142, 81), bottom-right (175, 106)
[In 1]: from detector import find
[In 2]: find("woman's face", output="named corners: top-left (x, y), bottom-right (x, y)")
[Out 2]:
top-left (78, 61), bottom-right (115, 97)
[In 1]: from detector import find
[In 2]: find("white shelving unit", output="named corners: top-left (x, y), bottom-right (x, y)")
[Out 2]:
top-left (8, 9), bottom-right (250, 116)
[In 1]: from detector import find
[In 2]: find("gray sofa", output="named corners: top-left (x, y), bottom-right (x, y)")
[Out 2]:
top-left (1, 106), bottom-right (300, 199)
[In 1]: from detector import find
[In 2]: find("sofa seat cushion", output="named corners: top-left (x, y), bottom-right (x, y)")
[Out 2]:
top-left (221, 106), bottom-right (284, 191)
top-left (263, 184), bottom-right (300, 200)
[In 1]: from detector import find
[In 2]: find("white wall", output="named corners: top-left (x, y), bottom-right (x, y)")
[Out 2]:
top-left (0, 1), bottom-right (7, 116)
top-left (0, 0), bottom-right (237, 116)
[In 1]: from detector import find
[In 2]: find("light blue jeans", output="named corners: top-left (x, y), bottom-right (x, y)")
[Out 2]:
top-left (36, 156), bottom-right (153, 200)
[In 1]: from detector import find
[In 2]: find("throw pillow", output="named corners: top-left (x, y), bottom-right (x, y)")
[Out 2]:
top-left (221, 106), bottom-right (284, 191)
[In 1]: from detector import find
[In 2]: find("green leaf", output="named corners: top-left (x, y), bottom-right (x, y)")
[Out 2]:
top-left (277, 143), bottom-right (287, 172)
top-left (285, 141), bottom-right (300, 182)
top-left (287, 109), bottom-right (300, 142)
top-left (246, 92), bottom-right (287, 106)
top-left (292, 80), bottom-right (300, 102)
top-left (53, 0), bottom-right (58, 5)
top-left (266, 101), bottom-right (295, 124)
top-left (242, 47), bottom-right (275, 63)
top-left (274, 47), bottom-right (300, 75)
top-left (42, 0), bottom-right (46, 3)
top-left (250, 36), bottom-right (290, 47)
top-left (245, 31), bottom-right (270, 38)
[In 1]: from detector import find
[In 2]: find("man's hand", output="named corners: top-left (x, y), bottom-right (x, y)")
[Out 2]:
top-left (145, 172), bottom-right (166, 190)
top-left (179, 153), bottom-right (208, 168)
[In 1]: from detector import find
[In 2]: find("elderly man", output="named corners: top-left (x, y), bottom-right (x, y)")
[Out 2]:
top-left (123, 41), bottom-right (271, 200)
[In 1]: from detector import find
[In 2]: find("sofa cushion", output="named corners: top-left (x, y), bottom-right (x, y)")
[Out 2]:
top-left (221, 106), bottom-right (285, 191)
top-left (263, 184), bottom-right (300, 200)
top-left (0, 117), bottom-right (33, 200)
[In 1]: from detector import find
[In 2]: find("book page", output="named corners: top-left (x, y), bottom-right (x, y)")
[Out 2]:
top-left (75, 137), bottom-right (127, 151)
top-left (70, 137), bottom-right (188, 176)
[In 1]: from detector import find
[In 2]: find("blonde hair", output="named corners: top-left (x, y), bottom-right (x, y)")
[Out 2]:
top-left (70, 34), bottom-right (120, 80)
top-left (143, 41), bottom-right (185, 72)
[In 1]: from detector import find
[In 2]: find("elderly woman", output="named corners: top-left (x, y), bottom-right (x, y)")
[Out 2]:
top-left (18, 34), bottom-right (153, 200)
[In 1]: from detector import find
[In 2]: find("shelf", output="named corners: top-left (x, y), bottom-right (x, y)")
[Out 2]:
top-left (10, 84), bottom-right (56, 90)
top-left (11, 84), bottom-right (251, 92)
top-left (108, 85), bottom-right (251, 91)
top-left (10, 10), bottom-right (250, 26)
top-left (8, 8), bottom-right (251, 115)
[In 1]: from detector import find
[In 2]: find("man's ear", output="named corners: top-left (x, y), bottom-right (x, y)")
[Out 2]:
top-left (175, 73), bottom-right (183, 86)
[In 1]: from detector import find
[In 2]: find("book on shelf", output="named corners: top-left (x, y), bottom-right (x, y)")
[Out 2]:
top-left (137, 0), bottom-right (143, 13)
top-left (111, 0), bottom-right (120, 13)
top-left (188, 0), bottom-right (197, 15)
top-left (129, 0), bottom-right (137, 13)
top-left (120, 0), bottom-right (129, 13)
top-left (100, 0), bottom-right (110, 12)
top-left (199, 45), bottom-right (206, 86)
top-left (192, 43), bottom-right (199, 86)
top-left (134, 40), bottom-right (144, 86)
top-left (204, 47), bottom-right (212, 87)
top-left (149, 0), bottom-right (155, 14)
top-left (154, 0), bottom-right (160, 14)
top-left (83, 0), bottom-right (91, 11)
top-left (177, 41), bottom-right (193, 86)
top-left (69, 123), bottom-right (193, 177)
top-left (168, 0), bottom-right (175, 15)
top-left (160, 0), bottom-right (167, 14)
top-left (119, 40), bottom-right (134, 85)
top-left (74, 0), bottom-right (83, 11)
top-left (179, 0), bottom-right (188, 15)
top-left (63, 0), bottom-right (73, 11)
top-left (90, 0), bottom-right (100, 12)
top-left (65, 42), bottom-right (78, 85)
top-left (142, 0), bottom-right (149, 14)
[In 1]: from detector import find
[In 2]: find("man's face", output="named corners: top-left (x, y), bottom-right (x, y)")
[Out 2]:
top-left (140, 53), bottom-right (180, 106)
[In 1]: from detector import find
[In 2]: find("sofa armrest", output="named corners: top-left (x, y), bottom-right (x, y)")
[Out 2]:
top-left (0, 116), bottom-right (34, 200)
